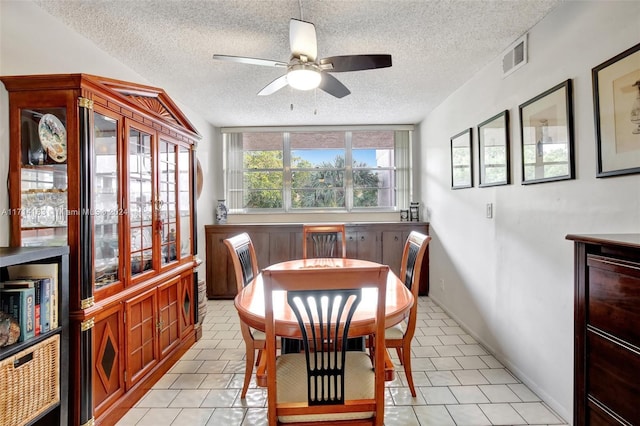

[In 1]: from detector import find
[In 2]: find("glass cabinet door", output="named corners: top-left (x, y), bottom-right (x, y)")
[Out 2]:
top-left (158, 139), bottom-right (178, 266)
top-left (178, 146), bottom-right (192, 258)
top-left (128, 126), bottom-right (154, 277)
top-left (93, 111), bottom-right (121, 291)
top-left (19, 107), bottom-right (68, 247)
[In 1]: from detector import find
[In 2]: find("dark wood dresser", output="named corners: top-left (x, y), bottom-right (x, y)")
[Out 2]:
top-left (566, 234), bottom-right (640, 426)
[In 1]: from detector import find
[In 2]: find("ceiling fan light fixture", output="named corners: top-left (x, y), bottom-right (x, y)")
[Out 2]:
top-left (287, 64), bottom-right (321, 90)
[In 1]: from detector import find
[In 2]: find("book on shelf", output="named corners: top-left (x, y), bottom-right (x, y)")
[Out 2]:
top-left (1, 279), bottom-right (39, 335)
top-left (0, 287), bottom-right (36, 342)
top-left (7, 263), bottom-right (58, 329)
top-left (1, 278), bottom-right (51, 335)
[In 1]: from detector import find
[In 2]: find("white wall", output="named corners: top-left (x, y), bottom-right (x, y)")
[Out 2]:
top-left (421, 1), bottom-right (640, 423)
top-left (0, 1), bottom-right (219, 270)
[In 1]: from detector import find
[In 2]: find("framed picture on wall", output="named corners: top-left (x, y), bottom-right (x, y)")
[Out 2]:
top-left (593, 42), bottom-right (640, 177)
top-left (450, 128), bottom-right (473, 189)
top-left (519, 79), bottom-right (574, 184)
top-left (478, 110), bottom-right (510, 187)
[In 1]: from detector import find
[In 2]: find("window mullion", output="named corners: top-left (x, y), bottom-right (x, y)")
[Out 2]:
top-left (283, 132), bottom-right (291, 212)
top-left (345, 131), bottom-right (353, 212)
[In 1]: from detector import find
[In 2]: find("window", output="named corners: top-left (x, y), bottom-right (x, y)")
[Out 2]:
top-left (291, 132), bottom-right (345, 209)
top-left (225, 127), bottom-right (412, 213)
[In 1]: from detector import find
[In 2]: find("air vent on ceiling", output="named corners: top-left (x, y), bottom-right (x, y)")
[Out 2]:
top-left (502, 34), bottom-right (528, 78)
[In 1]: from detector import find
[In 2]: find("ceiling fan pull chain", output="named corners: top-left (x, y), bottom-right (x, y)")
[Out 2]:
top-left (314, 88), bottom-right (318, 115)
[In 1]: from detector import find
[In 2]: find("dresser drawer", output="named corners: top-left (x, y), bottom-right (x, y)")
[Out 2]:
top-left (587, 255), bottom-right (640, 347)
top-left (587, 330), bottom-right (640, 425)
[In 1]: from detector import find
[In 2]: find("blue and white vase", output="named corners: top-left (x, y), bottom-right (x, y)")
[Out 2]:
top-left (215, 199), bottom-right (228, 224)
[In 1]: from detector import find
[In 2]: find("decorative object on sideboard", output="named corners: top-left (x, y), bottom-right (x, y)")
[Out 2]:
top-left (410, 202), bottom-right (420, 222)
top-left (400, 209), bottom-right (409, 221)
top-left (215, 200), bottom-right (228, 224)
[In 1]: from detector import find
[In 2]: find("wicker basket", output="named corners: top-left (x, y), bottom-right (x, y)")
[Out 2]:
top-left (0, 334), bottom-right (60, 426)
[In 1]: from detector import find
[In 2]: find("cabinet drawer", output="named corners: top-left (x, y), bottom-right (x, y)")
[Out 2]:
top-left (587, 255), bottom-right (640, 347)
top-left (587, 330), bottom-right (640, 425)
top-left (587, 402), bottom-right (624, 426)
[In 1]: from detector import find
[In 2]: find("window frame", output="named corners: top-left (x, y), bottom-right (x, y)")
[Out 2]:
top-left (223, 126), bottom-right (412, 214)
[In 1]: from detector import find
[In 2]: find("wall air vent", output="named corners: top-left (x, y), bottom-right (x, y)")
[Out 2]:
top-left (502, 34), bottom-right (528, 78)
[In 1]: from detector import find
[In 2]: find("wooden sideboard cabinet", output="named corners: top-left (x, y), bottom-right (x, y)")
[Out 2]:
top-left (566, 234), bottom-right (640, 426)
top-left (206, 222), bottom-right (429, 299)
top-left (1, 74), bottom-right (201, 426)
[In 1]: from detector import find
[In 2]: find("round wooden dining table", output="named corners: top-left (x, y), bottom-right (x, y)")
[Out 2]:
top-left (234, 258), bottom-right (414, 339)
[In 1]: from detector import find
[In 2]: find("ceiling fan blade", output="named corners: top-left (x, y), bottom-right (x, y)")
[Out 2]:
top-left (319, 73), bottom-right (350, 98)
top-left (258, 75), bottom-right (289, 96)
top-left (213, 54), bottom-right (287, 68)
top-left (290, 19), bottom-right (317, 61)
top-left (320, 54), bottom-right (392, 72)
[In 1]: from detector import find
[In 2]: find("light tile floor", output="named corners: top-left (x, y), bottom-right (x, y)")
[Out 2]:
top-left (116, 297), bottom-right (568, 426)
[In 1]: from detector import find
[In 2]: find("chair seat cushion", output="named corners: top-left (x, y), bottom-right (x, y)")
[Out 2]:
top-left (385, 321), bottom-right (406, 340)
top-left (276, 352), bottom-right (375, 423)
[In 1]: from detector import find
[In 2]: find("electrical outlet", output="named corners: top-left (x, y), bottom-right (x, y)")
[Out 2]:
top-left (486, 203), bottom-right (493, 219)
top-left (440, 278), bottom-right (445, 291)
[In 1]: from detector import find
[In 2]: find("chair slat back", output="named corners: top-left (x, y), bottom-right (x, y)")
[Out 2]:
top-left (400, 231), bottom-right (431, 298)
top-left (399, 231), bottom-right (431, 339)
top-left (288, 288), bottom-right (361, 405)
top-left (237, 244), bottom-right (255, 286)
top-left (403, 243), bottom-right (420, 291)
top-left (224, 233), bottom-right (259, 292)
top-left (263, 264), bottom-right (389, 424)
top-left (302, 224), bottom-right (347, 259)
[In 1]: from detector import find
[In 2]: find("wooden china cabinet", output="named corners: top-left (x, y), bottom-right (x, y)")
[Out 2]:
top-left (1, 74), bottom-right (201, 426)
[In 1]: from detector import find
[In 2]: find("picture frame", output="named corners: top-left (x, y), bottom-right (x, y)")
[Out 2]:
top-left (593, 43), bottom-right (640, 177)
top-left (450, 128), bottom-right (473, 189)
top-left (519, 79), bottom-right (574, 184)
top-left (478, 110), bottom-right (510, 187)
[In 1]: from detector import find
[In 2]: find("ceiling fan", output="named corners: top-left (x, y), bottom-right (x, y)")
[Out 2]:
top-left (213, 18), bottom-right (392, 98)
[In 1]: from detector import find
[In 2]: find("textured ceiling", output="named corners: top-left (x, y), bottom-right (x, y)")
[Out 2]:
top-left (33, 0), bottom-right (562, 127)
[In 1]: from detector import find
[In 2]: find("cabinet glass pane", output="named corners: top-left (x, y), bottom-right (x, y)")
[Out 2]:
top-left (94, 113), bottom-right (120, 289)
top-left (178, 147), bottom-right (191, 257)
top-left (159, 140), bottom-right (178, 265)
top-left (129, 129), bottom-right (153, 275)
top-left (19, 107), bottom-right (68, 247)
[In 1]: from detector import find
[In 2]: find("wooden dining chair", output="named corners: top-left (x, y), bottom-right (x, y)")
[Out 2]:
top-left (223, 232), bottom-right (266, 398)
top-left (302, 224), bottom-right (347, 259)
top-left (262, 264), bottom-right (389, 425)
top-left (385, 231), bottom-right (431, 397)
